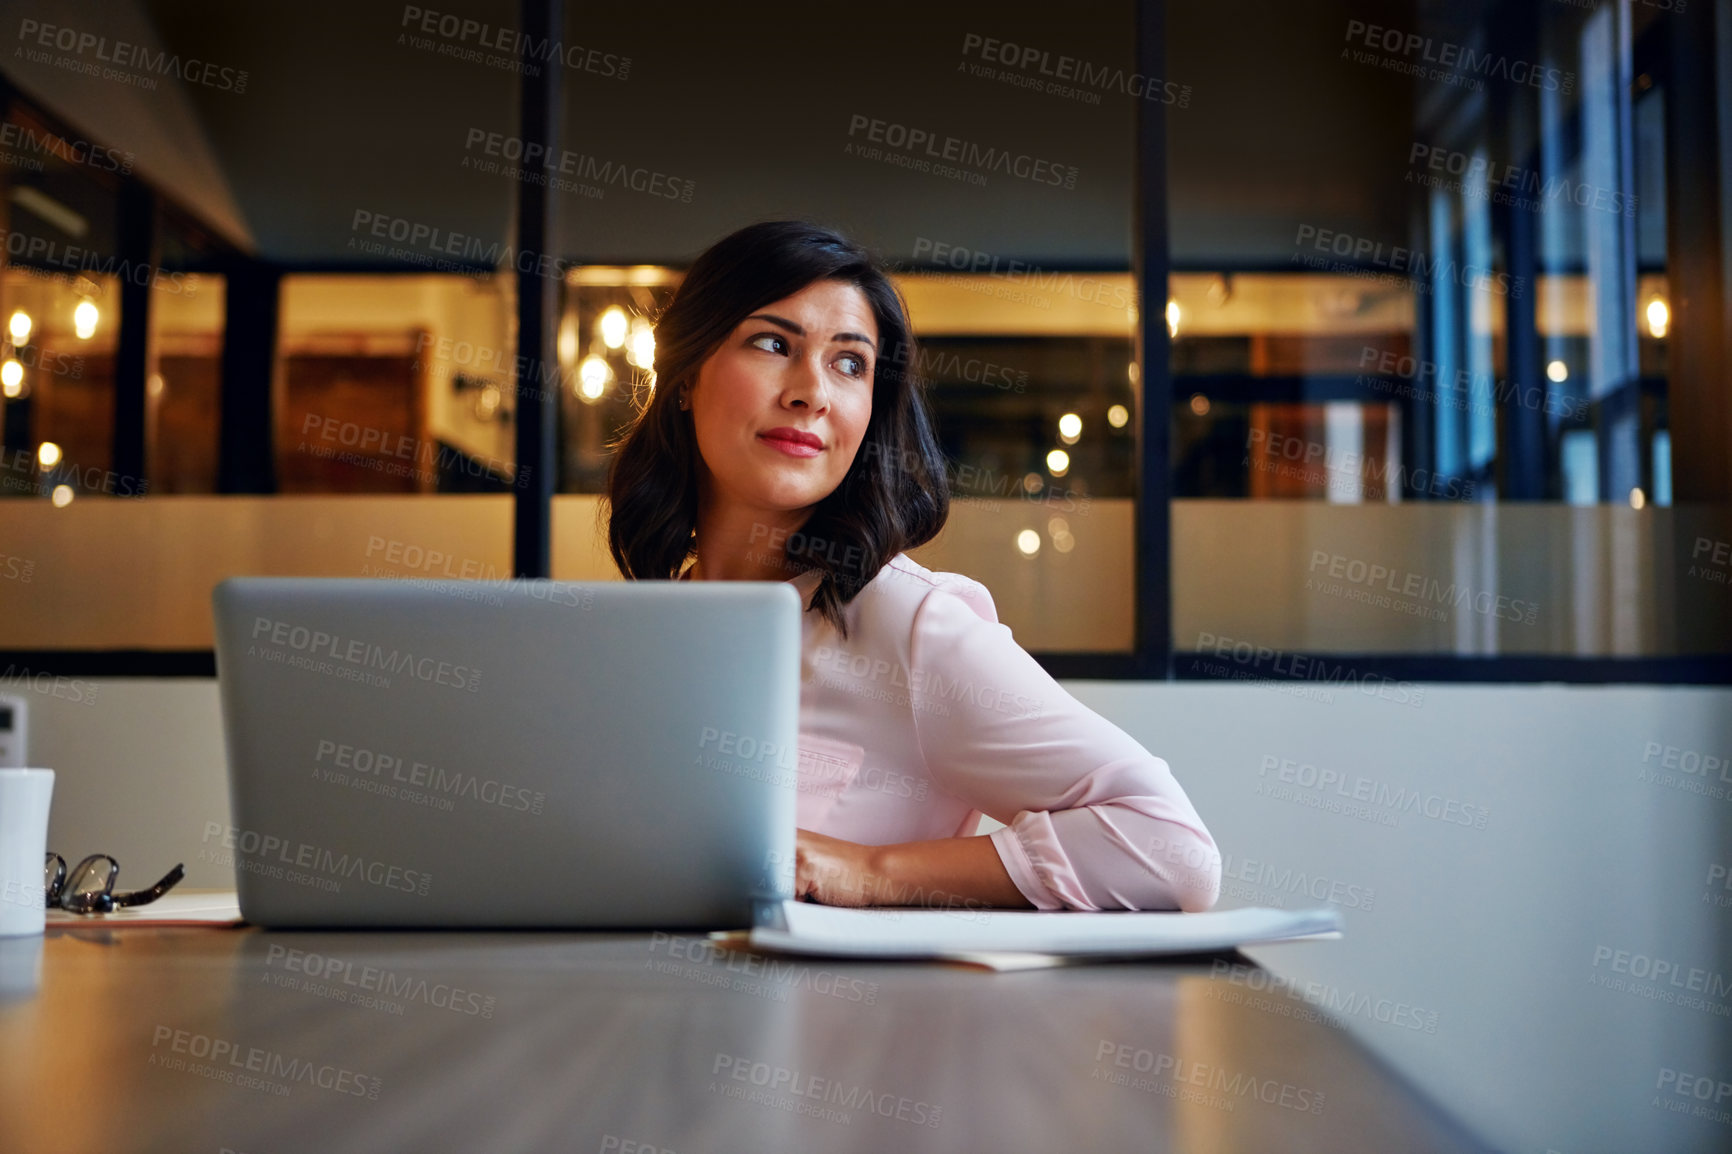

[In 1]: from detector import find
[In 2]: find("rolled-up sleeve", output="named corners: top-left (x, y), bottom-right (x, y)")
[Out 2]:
top-left (908, 581), bottom-right (1221, 912)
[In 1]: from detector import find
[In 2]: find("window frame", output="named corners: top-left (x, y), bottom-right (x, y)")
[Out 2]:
top-left (1, 3), bottom-right (1728, 685)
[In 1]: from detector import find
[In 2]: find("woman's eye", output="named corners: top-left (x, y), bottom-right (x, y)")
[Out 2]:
top-left (837, 353), bottom-right (867, 377)
top-left (748, 333), bottom-right (787, 354)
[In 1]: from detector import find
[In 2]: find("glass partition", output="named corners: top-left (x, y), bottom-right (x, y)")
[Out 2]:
top-left (1166, 0), bottom-right (1731, 662)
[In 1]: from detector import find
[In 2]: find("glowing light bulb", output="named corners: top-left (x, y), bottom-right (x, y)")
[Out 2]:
top-left (8, 310), bottom-right (31, 344)
top-left (599, 307), bottom-right (628, 349)
top-left (1546, 360), bottom-right (1568, 383)
top-left (627, 324), bottom-right (655, 370)
top-left (1107, 404), bottom-right (1129, 429)
top-left (38, 441), bottom-right (62, 467)
top-left (73, 301), bottom-right (98, 339)
top-left (1057, 413), bottom-right (1082, 444)
top-left (1165, 299), bottom-right (1180, 339)
top-left (578, 355), bottom-right (611, 401)
top-left (1045, 448), bottom-right (1070, 476)
top-left (1189, 394), bottom-right (1211, 416)
top-left (1, 360), bottom-right (21, 392)
top-left (51, 484), bottom-right (73, 507)
top-left (1646, 298), bottom-right (1669, 339)
top-left (1629, 487), bottom-right (1646, 510)
top-left (1015, 529), bottom-right (1041, 556)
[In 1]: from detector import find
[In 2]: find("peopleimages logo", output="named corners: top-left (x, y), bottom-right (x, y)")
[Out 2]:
top-left (348, 210), bottom-right (572, 281)
top-left (0, 226), bottom-right (193, 295)
top-left (264, 943), bottom-right (497, 1017)
top-left (958, 32), bottom-right (1192, 107)
top-left (911, 237), bottom-right (1134, 311)
top-left (1293, 224), bottom-right (1520, 297)
top-left (846, 114), bottom-right (1078, 189)
top-left (202, 822), bottom-right (433, 896)
top-left (1342, 19), bottom-right (1574, 95)
top-left (1407, 142), bottom-right (1635, 217)
top-left (16, 19), bottom-right (249, 93)
top-left (150, 1026), bottom-right (380, 1099)
top-left (1307, 550), bottom-right (1539, 626)
top-left (462, 128), bottom-right (695, 202)
top-left (248, 616), bottom-right (482, 692)
top-left (1258, 754), bottom-right (1492, 830)
top-left (0, 121), bottom-right (133, 174)
top-left (399, 5), bottom-right (630, 79)
top-left (711, 1053), bottom-right (943, 1127)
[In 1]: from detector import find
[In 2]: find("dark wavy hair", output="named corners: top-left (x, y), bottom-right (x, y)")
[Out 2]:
top-left (604, 221), bottom-right (949, 636)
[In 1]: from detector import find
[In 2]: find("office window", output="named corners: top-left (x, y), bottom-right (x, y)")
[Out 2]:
top-left (0, 269), bottom-right (117, 502)
top-left (1166, 1), bottom-right (1732, 663)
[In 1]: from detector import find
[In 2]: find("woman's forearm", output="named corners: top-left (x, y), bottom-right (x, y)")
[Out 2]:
top-left (867, 835), bottom-right (1035, 910)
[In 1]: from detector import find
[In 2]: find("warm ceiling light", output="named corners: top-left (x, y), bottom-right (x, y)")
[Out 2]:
top-left (73, 300), bottom-right (98, 339)
top-left (599, 307), bottom-right (628, 349)
top-left (1057, 412), bottom-right (1082, 443)
top-left (1546, 360), bottom-right (1568, 383)
top-left (1107, 403), bottom-right (1130, 429)
top-left (8, 310), bottom-right (31, 344)
top-left (1, 360), bottom-right (21, 391)
top-left (1015, 529), bottom-right (1041, 556)
top-left (1646, 298), bottom-right (1669, 339)
top-left (1045, 448), bottom-right (1070, 476)
top-left (37, 441), bottom-right (62, 468)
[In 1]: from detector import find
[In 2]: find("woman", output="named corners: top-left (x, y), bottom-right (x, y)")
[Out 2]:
top-left (607, 221), bottom-right (1220, 913)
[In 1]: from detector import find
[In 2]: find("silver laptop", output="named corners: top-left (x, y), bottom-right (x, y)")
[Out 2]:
top-left (211, 577), bottom-right (799, 929)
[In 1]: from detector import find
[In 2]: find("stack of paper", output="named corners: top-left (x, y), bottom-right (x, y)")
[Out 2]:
top-left (739, 902), bottom-right (1342, 970)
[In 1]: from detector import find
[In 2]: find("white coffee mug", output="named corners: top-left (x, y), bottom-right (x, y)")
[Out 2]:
top-left (0, 768), bottom-right (54, 936)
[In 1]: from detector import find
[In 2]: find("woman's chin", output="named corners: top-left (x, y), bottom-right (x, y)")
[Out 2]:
top-left (736, 475), bottom-right (836, 513)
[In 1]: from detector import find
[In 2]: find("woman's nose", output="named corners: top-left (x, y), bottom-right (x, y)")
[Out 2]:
top-left (785, 356), bottom-right (830, 411)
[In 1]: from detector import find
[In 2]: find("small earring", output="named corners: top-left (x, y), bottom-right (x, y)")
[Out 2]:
top-left (677, 394), bottom-right (690, 411)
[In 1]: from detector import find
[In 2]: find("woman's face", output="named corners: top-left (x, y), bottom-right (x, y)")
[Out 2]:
top-left (686, 278), bottom-right (877, 519)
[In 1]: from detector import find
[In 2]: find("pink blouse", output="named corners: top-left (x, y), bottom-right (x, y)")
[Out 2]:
top-left (769, 553), bottom-right (1221, 912)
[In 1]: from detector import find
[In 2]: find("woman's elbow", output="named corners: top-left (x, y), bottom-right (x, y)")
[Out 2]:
top-left (1135, 822), bottom-right (1222, 912)
top-left (1173, 865), bottom-right (1221, 913)
top-left (1114, 854), bottom-right (1219, 912)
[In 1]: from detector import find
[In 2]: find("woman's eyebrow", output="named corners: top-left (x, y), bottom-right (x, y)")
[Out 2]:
top-left (745, 313), bottom-right (875, 346)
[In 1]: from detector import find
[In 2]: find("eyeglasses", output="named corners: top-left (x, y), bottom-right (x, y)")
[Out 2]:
top-left (44, 852), bottom-right (185, 915)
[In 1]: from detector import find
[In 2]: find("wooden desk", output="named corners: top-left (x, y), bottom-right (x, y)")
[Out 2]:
top-left (0, 927), bottom-right (1491, 1153)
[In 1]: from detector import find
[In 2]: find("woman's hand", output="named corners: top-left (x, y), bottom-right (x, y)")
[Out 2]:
top-left (793, 829), bottom-right (884, 906)
top-left (793, 830), bottom-right (1037, 911)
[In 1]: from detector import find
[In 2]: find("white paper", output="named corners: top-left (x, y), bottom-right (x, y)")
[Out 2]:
top-left (47, 890), bottom-right (244, 927)
top-left (747, 902), bottom-right (1342, 962)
